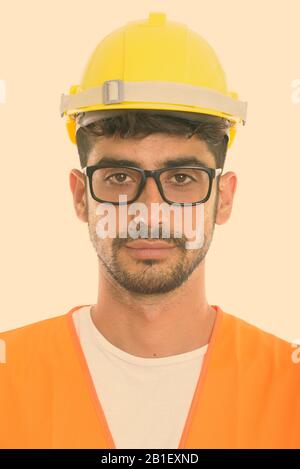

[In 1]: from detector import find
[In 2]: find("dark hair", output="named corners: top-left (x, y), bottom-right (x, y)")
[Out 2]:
top-left (76, 110), bottom-right (234, 170)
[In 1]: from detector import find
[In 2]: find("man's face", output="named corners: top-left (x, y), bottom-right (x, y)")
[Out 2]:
top-left (84, 133), bottom-right (220, 295)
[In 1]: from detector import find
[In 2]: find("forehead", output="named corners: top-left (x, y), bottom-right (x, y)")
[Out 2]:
top-left (88, 133), bottom-right (216, 168)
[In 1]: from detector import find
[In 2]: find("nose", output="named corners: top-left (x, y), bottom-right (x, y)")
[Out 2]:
top-left (133, 176), bottom-right (165, 229)
top-left (137, 176), bottom-right (164, 203)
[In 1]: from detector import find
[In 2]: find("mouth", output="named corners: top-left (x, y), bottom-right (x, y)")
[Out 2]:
top-left (125, 240), bottom-right (177, 259)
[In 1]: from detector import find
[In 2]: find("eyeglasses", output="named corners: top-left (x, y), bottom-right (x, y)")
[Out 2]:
top-left (83, 164), bottom-right (222, 206)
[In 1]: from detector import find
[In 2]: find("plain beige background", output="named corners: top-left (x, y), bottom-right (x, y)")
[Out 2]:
top-left (0, 0), bottom-right (299, 341)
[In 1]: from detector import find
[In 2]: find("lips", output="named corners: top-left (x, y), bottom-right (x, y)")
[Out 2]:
top-left (125, 240), bottom-right (176, 259)
top-left (126, 240), bottom-right (175, 249)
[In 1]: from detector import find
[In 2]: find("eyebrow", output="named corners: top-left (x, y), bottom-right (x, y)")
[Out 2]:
top-left (93, 155), bottom-right (212, 169)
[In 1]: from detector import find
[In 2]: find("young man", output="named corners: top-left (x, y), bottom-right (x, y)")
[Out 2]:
top-left (1, 12), bottom-right (299, 449)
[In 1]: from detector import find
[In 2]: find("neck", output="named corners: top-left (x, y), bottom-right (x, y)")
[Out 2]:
top-left (90, 259), bottom-right (217, 358)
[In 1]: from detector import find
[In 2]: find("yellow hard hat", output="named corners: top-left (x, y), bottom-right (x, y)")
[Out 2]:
top-left (60, 12), bottom-right (247, 148)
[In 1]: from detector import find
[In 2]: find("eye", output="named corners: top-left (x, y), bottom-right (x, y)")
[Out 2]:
top-left (166, 172), bottom-right (196, 185)
top-left (105, 172), bottom-right (136, 184)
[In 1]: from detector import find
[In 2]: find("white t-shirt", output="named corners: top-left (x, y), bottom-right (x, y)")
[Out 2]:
top-left (72, 305), bottom-right (208, 449)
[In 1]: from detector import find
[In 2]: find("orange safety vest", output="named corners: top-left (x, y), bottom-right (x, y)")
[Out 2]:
top-left (0, 304), bottom-right (300, 449)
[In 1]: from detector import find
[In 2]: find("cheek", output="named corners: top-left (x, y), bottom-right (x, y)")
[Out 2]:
top-left (87, 197), bottom-right (99, 220)
top-left (204, 188), bottom-right (218, 220)
top-left (204, 202), bottom-right (213, 224)
top-left (181, 204), bottom-right (209, 233)
top-left (183, 202), bottom-right (215, 243)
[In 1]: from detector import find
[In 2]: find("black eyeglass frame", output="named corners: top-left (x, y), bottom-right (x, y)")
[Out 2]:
top-left (83, 164), bottom-right (222, 206)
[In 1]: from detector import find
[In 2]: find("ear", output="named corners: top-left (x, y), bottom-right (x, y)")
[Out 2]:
top-left (69, 169), bottom-right (88, 223)
top-left (215, 171), bottom-right (237, 225)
